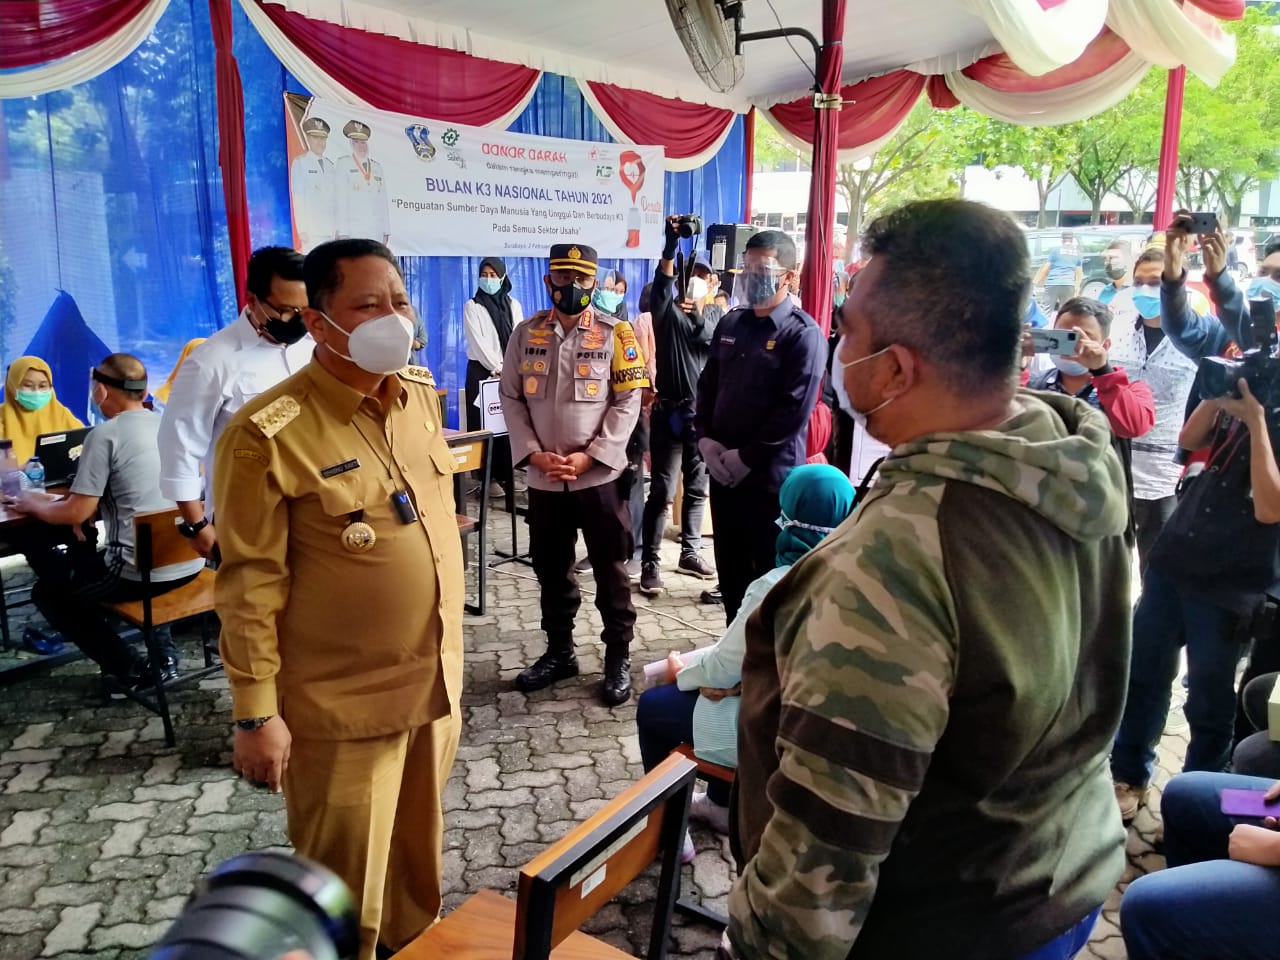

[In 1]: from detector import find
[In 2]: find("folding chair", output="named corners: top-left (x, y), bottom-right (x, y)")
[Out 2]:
top-left (399, 752), bottom-right (698, 960)
top-left (446, 429), bottom-right (493, 615)
top-left (102, 508), bottom-right (221, 745)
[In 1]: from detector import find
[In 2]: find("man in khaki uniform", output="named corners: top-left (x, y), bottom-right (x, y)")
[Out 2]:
top-left (500, 243), bottom-right (648, 706)
top-left (214, 238), bottom-right (462, 960)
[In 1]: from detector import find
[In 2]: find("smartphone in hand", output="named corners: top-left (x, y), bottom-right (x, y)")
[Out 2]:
top-left (1220, 788), bottom-right (1280, 818)
top-left (1029, 328), bottom-right (1080, 357)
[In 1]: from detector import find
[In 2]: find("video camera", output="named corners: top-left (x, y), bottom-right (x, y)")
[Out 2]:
top-left (149, 852), bottom-right (359, 960)
top-left (1199, 295), bottom-right (1280, 405)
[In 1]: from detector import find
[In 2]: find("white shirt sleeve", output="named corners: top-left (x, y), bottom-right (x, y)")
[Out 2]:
top-left (157, 345), bottom-right (225, 504)
top-left (463, 299), bottom-right (505, 373)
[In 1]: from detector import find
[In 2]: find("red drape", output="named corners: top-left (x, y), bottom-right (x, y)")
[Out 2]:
top-left (802, 0), bottom-right (846, 463)
top-left (257, 1), bottom-right (540, 124)
top-left (770, 70), bottom-right (925, 155)
top-left (1154, 67), bottom-right (1186, 233)
top-left (210, 0), bottom-right (251, 308)
top-left (800, 0), bottom-right (848, 340)
top-left (582, 82), bottom-right (736, 165)
top-left (1186, 0), bottom-right (1245, 18)
top-left (743, 108), bottom-right (756, 222)
top-left (962, 28), bottom-right (1129, 92)
top-left (0, 0), bottom-right (153, 68)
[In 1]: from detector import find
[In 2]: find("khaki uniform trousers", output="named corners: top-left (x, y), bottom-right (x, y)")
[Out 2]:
top-left (283, 711), bottom-right (461, 960)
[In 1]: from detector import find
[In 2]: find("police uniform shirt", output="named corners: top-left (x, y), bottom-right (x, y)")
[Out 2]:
top-left (335, 153), bottom-right (391, 241)
top-left (213, 360), bottom-right (463, 740)
top-left (290, 150), bottom-right (337, 252)
top-left (694, 298), bottom-right (826, 493)
top-left (499, 308), bottom-right (648, 492)
top-left (157, 310), bottom-right (314, 518)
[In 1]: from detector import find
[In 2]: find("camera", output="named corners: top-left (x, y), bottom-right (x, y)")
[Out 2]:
top-left (1199, 296), bottom-right (1280, 404)
top-left (150, 852), bottom-right (359, 959)
top-left (674, 214), bottom-right (702, 239)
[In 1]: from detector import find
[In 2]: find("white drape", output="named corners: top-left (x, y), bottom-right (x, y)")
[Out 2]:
top-left (0, 0), bottom-right (171, 100)
top-left (1106, 0), bottom-right (1236, 86)
top-left (960, 0), bottom-right (1111, 76)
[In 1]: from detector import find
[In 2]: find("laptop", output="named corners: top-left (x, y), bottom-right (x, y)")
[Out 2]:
top-left (34, 427), bottom-right (93, 488)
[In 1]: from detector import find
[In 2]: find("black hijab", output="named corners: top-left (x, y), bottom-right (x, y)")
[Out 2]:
top-left (473, 256), bottom-right (515, 352)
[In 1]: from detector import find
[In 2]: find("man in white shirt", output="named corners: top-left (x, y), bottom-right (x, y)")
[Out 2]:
top-left (290, 117), bottom-right (337, 253)
top-left (158, 246), bottom-right (312, 561)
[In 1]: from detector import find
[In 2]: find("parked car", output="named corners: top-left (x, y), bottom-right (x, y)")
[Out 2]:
top-left (1025, 226), bottom-right (1153, 307)
top-left (1232, 230), bottom-right (1256, 280)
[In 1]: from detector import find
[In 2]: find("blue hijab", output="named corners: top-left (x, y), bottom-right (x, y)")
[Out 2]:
top-left (775, 463), bottom-right (856, 567)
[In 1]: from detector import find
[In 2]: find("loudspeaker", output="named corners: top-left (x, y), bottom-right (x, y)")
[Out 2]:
top-left (705, 223), bottom-right (758, 298)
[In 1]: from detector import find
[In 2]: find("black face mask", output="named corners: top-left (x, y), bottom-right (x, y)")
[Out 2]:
top-left (550, 280), bottom-right (592, 317)
top-left (262, 313), bottom-right (308, 345)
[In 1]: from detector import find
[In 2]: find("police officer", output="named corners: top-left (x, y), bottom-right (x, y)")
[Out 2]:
top-left (214, 239), bottom-right (463, 960)
top-left (335, 120), bottom-right (391, 246)
top-left (695, 229), bottom-right (825, 624)
top-left (290, 117), bottom-right (337, 253)
top-left (500, 243), bottom-right (649, 706)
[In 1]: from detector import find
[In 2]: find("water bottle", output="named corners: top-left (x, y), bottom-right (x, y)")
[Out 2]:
top-left (0, 440), bottom-right (23, 500)
top-left (23, 457), bottom-right (45, 492)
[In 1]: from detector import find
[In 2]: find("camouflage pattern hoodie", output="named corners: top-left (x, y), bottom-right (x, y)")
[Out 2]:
top-left (730, 389), bottom-right (1132, 960)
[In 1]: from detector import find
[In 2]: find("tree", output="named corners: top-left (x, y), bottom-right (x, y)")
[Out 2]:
top-left (961, 116), bottom-right (1077, 227)
top-left (1065, 72), bottom-right (1163, 222)
top-left (752, 113), bottom-right (807, 172)
top-left (828, 98), bottom-right (964, 257)
top-left (1176, 6), bottom-right (1280, 225)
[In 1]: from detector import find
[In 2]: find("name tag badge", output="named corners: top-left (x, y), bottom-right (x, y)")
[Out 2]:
top-left (719, 335), bottom-right (736, 346)
top-left (320, 458), bottom-right (361, 479)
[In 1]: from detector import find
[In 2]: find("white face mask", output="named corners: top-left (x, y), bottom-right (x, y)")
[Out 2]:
top-left (321, 311), bottom-right (415, 375)
top-left (832, 337), bottom-right (896, 435)
top-left (688, 276), bottom-right (710, 303)
top-left (1052, 355), bottom-right (1089, 377)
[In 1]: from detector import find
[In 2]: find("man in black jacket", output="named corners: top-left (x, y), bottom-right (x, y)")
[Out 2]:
top-left (639, 218), bottom-right (723, 595)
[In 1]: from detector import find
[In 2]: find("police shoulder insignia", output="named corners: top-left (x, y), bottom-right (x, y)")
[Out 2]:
top-left (399, 365), bottom-right (436, 386)
top-left (249, 396), bottom-right (301, 439)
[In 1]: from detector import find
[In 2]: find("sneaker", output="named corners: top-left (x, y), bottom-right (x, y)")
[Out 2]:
top-left (639, 561), bottom-right (664, 596)
top-left (689, 789), bottom-right (731, 835)
top-left (487, 482), bottom-right (506, 499)
top-left (677, 552), bottom-right (715, 579)
top-left (107, 656), bottom-right (179, 701)
top-left (700, 587), bottom-right (723, 605)
top-left (625, 557), bottom-right (642, 582)
top-left (21, 626), bottom-right (65, 656)
top-left (680, 830), bottom-right (697, 864)
top-left (1114, 781), bottom-right (1147, 823)
top-left (573, 556), bottom-right (592, 574)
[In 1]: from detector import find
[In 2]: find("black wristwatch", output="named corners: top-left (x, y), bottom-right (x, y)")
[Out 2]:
top-left (235, 716), bottom-right (273, 731)
top-left (176, 517), bottom-right (210, 539)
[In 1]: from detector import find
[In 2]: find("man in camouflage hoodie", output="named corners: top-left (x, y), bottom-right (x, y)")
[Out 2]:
top-left (727, 200), bottom-right (1131, 960)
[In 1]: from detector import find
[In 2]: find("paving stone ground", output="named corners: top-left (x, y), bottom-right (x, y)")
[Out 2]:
top-left (0, 502), bottom-right (1181, 960)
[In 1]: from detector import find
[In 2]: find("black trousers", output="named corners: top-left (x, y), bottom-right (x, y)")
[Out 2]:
top-left (20, 525), bottom-right (193, 677)
top-left (528, 479), bottom-right (636, 653)
top-left (709, 480), bottom-right (781, 624)
top-left (642, 400), bottom-right (708, 562)
top-left (1134, 495), bottom-right (1177, 574)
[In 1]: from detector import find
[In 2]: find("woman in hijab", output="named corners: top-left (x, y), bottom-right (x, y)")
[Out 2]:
top-left (0, 356), bottom-right (84, 463)
top-left (634, 463), bottom-right (856, 859)
top-left (592, 269), bottom-right (629, 321)
top-left (463, 257), bottom-right (524, 494)
top-left (153, 338), bottom-right (207, 410)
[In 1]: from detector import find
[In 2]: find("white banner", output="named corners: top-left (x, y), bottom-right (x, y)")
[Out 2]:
top-left (285, 95), bottom-right (666, 259)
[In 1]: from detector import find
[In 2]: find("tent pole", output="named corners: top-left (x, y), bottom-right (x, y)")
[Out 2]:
top-left (1154, 66), bottom-right (1186, 232)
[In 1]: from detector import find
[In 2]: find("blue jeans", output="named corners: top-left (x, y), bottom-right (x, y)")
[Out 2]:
top-left (1121, 771), bottom-right (1280, 960)
top-left (1015, 908), bottom-right (1099, 960)
top-left (1111, 567), bottom-right (1244, 786)
top-left (635, 682), bottom-right (730, 806)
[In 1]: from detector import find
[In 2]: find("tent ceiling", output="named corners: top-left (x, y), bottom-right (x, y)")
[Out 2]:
top-left (266, 0), bottom-right (1000, 110)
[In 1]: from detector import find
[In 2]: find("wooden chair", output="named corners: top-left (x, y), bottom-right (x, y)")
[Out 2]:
top-left (399, 753), bottom-right (698, 960)
top-left (445, 429), bottom-right (493, 615)
top-left (669, 745), bottom-right (732, 930)
top-left (101, 508), bottom-right (221, 746)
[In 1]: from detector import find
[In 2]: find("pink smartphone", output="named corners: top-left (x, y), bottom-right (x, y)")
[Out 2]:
top-left (1220, 788), bottom-right (1280, 818)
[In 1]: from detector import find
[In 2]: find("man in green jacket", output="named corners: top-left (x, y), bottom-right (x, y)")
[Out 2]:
top-left (727, 199), bottom-right (1131, 960)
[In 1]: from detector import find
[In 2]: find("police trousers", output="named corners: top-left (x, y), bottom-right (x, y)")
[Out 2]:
top-left (528, 479), bottom-right (636, 653)
top-left (283, 711), bottom-right (461, 960)
top-left (709, 480), bottom-right (781, 625)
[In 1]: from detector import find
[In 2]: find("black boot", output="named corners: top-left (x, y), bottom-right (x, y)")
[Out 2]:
top-left (515, 640), bottom-right (579, 692)
top-left (601, 650), bottom-right (632, 706)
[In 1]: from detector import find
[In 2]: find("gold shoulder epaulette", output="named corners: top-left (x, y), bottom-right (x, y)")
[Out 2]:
top-left (249, 396), bottom-right (301, 439)
top-left (399, 365), bottom-right (436, 386)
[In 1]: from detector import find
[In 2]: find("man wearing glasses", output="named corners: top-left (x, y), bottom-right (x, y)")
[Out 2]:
top-left (158, 246), bottom-right (314, 561)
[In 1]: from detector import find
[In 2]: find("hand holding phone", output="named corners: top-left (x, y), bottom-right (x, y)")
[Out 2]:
top-left (1220, 788), bottom-right (1280, 819)
top-left (1172, 210), bottom-right (1220, 236)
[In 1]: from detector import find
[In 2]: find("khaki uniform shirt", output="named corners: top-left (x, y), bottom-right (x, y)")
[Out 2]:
top-left (499, 308), bottom-right (647, 492)
top-left (213, 360), bottom-right (463, 741)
